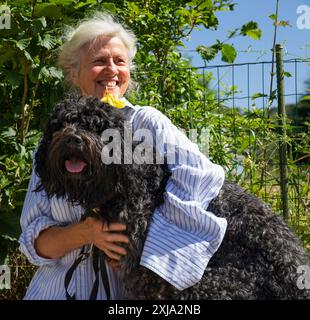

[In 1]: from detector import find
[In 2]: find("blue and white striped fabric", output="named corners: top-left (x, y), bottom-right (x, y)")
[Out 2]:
top-left (19, 99), bottom-right (227, 299)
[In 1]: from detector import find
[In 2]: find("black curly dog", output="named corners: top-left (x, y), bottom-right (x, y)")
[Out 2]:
top-left (35, 94), bottom-right (309, 300)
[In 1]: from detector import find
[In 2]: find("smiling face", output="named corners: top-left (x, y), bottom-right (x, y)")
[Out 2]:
top-left (72, 36), bottom-right (130, 99)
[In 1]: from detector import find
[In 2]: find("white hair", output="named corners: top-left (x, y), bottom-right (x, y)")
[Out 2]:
top-left (58, 13), bottom-right (137, 83)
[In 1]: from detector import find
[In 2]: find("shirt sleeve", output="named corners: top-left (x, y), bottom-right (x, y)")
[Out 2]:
top-left (131, 106), bottom-right (227, 290)
top-left (19, 158), bottom-right (62, 266)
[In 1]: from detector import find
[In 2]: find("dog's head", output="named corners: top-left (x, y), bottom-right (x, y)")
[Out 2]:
top-left (35, 94), bottom-right (128, 208)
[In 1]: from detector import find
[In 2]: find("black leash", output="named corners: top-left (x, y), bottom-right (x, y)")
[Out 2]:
top-left (64, 246), bottom-right (89, 300)
top-left (90, 246), bottom-right (111, 300)
top-left (64, 244), bottom-right (111, 300)
top-left (89, 245), bottom-right (100, 300)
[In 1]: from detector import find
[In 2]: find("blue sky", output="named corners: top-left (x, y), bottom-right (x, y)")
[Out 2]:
top-left (182, 0), bottom-right (310, 106)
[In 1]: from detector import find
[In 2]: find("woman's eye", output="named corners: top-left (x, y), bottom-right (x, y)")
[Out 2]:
top-left (92, 58), bottom-right (127, 66)
top-left (93, 59), bottom-right (105, 65)
top-left (116, 58), bottom-right (126, 65)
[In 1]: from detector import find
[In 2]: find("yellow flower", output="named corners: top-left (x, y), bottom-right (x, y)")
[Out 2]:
top-left (100, 90), bottom-right (126, 109)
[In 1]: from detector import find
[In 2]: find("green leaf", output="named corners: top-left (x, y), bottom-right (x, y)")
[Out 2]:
top-left (15, 144), bottom-right (27, 158)
top-left (48, 66), bottom-right (63, 80)
top-left (23, 50), bottom-right (34, 63)
top-left (32, 17), bottom-right (47, 33)
top-left (196, 45), bottom-right (219, 62)
top-left (301, 95), bottom-right (310, 101)
top-left (221, 44), bottom-right (237, 63)
top-left (241, 21), bottom-right (258, 33)
top-left (0, 209), bottom-right (22, 240)
top-left (284, 71), bottom-right (292, 78)
top-left (38, 34), bottom-right (57, 50)
top-left (0, 127), bottom-right (16, 139)
top-left (99, 2), bottom-right (117, 13)
top-left (198, 0), bottom-right (213, 10)
top-left (246, 29), bottom-right (262, 40)
top-left (251, 93), bottom-right (268, 100)
top-left (15, 38), bottom-right (31, 51)
top-left (34, 4), bottom-right (63, 19)
top-left (50, 0), bottom-right (77, 4)
top-left (0, 48), bottom-right (16, 67)
top-left (38, 66), bottom-right (50, 81)
top-left (6, 71), bottom-right (21, 89)
top-left (269, 89), bottom-right (277, 102)
top-left (74, 1), bottom-right (93, 10)
top-left (241, 21), bottom-right (262, 40)
top-left (38, 66), bottom-right (63, 82)
top-left (269, 14), bottom-right (276, 21)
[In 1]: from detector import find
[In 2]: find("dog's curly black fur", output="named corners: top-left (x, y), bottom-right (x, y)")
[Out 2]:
top-left (35, 94), bottom-right (310, 300)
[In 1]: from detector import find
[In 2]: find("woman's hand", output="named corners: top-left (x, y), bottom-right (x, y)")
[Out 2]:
top-left (34, 216), bottom-right (129, 263)
top-left (83, 217), bottom-right (129, 261)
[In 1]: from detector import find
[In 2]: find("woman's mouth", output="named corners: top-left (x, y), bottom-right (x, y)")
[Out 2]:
top-left (95, 80), bottom-right (121, 99)
top-left (97, 80), bottom-right (119, 88)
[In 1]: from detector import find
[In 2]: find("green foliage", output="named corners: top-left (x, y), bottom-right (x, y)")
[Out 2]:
top-left (0, 0), bottom-right (100, 264)
top-left (196, 20), bottom-right (262, 63)
top-left (0, 0), bottom-right (99, 145)
top-left (0, 126), bottom-right (41, 263)
top-left (0, 247), bottom-right (37, 300)
top-left (269, 13), bottom-right (291, 28)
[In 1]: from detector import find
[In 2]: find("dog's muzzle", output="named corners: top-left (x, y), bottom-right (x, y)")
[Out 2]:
top-left (62, 135), bottom-right (88, 173)
top-left (64, 133), bottom-right (84, 147)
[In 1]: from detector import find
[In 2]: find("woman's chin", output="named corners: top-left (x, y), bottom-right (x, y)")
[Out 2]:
top-left (106, 87), bottom-right (120, 97)
top-left (96, 87), bottom-right (120, 99)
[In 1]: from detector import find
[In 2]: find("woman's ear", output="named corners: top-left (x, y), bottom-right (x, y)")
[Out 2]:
top-left (69, 68), bottom-right (79, 86)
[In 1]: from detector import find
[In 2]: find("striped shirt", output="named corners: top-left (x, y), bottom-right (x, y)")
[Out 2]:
top-left (19, 99), bottom-right (227, 300)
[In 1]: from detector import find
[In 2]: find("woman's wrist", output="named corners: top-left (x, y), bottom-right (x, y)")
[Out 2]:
top-left (34, 220), bottom-right (93, 259)
top-left (80, 216), bottom-right (98, 245)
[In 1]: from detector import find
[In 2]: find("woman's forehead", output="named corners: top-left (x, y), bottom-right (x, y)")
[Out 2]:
top-left (84, 36), bottom-right (128, 58)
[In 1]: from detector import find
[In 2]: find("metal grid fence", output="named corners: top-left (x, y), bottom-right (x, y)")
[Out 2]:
top-left (133, 56), bottom-right (310, 248)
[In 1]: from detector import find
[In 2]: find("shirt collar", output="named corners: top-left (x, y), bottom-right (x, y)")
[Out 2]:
top-left (120, 97), bottom-right (135, 108)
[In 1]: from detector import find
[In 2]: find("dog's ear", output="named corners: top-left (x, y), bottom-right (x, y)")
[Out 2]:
top-left (34, 137), bottom-right (50, 193)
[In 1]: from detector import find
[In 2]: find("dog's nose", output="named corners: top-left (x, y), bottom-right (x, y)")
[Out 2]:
top-left (64, 134), bottom-right (83, 146)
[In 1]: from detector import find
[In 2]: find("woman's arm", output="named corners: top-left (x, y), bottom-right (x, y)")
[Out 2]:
top-left (34, 218), bottom-right (128, 260)
top-left (131, 106), bottom-right (227, 290)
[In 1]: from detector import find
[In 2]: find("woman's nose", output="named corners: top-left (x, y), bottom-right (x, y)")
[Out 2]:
top-left (105, 59), bottom-right (118, 74)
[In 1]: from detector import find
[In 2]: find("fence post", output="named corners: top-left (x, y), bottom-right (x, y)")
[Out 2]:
top-left (275, 44), bottom-right (289, 221)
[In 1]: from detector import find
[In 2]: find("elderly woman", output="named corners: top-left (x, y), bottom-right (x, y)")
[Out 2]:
top-left (19, 13), bottom-right (227, 300)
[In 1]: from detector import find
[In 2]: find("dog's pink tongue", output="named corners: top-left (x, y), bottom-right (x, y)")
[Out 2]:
top-left (65, 159), bottom-right (87, 173)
